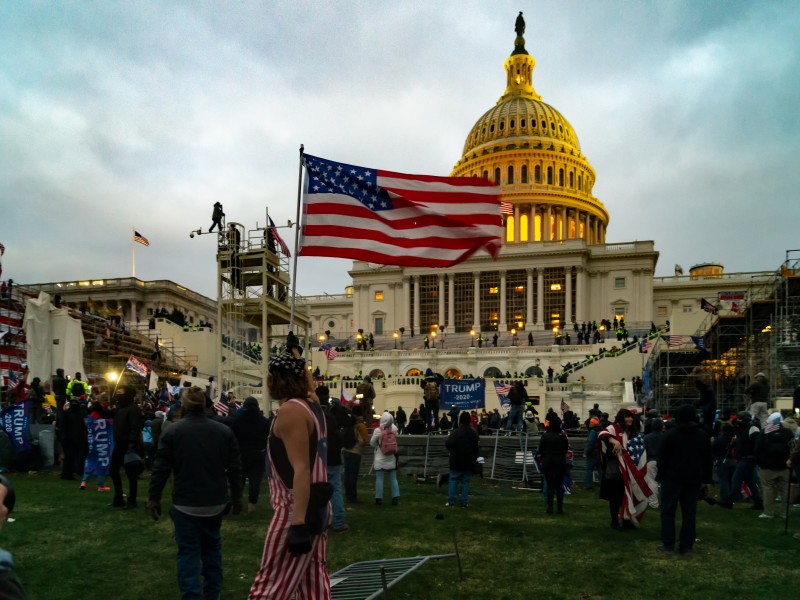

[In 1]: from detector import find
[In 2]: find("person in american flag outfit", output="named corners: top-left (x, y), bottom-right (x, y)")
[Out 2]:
top-left (598, 408), bottom-right (653, 530)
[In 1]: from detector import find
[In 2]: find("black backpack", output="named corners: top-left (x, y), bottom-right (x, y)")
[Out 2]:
top-left (70, 381), bottom-right (85, 397)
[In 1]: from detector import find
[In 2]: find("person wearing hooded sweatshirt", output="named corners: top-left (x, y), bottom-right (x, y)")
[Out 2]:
top-left (538, 416), bottom-right (569, 514)
top-left (755, 412), bottom-right (793, 519)
top-left (231, 396), bottom-right (270, 514)
top-left (370, 411), bottom-right (400, 505)
top-left (656, 404), bottom-right (712, 554)
top-left (109, 386), bottom-right (143, 509)
top-left (716, 412), bottom-right (762, 510)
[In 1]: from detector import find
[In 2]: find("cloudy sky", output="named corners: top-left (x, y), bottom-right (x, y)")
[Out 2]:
top-left (2, 0), bottom-right (798, 299)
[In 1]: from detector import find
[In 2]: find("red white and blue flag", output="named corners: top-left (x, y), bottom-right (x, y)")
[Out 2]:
top-left (300, 154), bottom-right (503, 268)
top-left (340, 388), bottom-right (353, 407)
top-left (3, 372), bottom-right (19, 391)
top-left (125, 355), bottom-right (150, 378)
top-left (667, 335), bottom-right (683, 347)
top-left (321, 342), bottom-right (337, 361)
top-left (268, 216), bottom-right (291, 257)
top-left (133, 230), bottom-right (150, 246)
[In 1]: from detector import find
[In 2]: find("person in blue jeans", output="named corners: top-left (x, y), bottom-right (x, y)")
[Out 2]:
top-left (505, 382), bottom-right (527, 432)
top-left (716, 412), bottom-right (763, 510)
top-left (147, 386), bottom-right (243, 600)
top-left (445, 412), bottom-right (479, 507)
top-left (319, 387), bottom-right (348, 532)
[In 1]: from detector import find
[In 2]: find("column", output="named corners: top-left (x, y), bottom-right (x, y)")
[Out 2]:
top-left (499, 270), bottom-right (507, 330)
top-left (402, 276), bottom-right (411, 331)
top-left (561, 206), bottom-right (568, 240)
top-left (437, 273), bottom-right (445, 329)
top-left (513, 204), bottom-right (520, 243)
top-left (352, 284), bottom-right (361, 331)
top-left (525, 268), bottom-right (534, 330)
top-left (575, 266), bottom-right (584, 323)
top-left (544, 206), bottom-right (551, 241)
top-left (565, 266), bottom-right (572, 325)
top-left (413, 276), bottom-right (420, 335)
top-left (530, 204), bottom-right (537, 241)
top-left (447, 273), bottom-right (455, 332)
top-left (536, 269), bottom-right (544, 329)
top-left (473, 272), bottom-right (480, 331)
top-left (130, 299), bottom-right (138, 324)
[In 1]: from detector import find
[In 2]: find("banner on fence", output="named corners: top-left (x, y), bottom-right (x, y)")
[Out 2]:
top-left (440, 378), bottom-right (485, 410)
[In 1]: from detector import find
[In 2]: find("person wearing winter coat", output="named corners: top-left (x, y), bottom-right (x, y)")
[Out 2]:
top-left (370, 412), bottom-right (399, 506)
top-left (445, 411), bottom-right (479, 508)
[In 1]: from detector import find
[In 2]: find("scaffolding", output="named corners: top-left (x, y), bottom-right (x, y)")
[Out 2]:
top-left (649, 250), bottom-right (800, 413)
top-left (216, 219), bottom-right (310, 411)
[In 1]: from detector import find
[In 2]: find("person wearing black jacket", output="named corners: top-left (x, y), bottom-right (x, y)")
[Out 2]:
top-left (319, 386), bottom-right (348, 533)
top-left (445, 412), bottom-right (479, 508)
top-left (59, 398), bottom-right (88, 481)
top-left (694, 380), bottom-right (717, 435)
top-left (231, 396), bottom-right (269, 514)
top-left (755, 412), bottom-right (793, 519)
top-left (656, 404), bottom-right (712, 554)
top-left (716, 412), bottom-right (763, 510)
top-left (108, 386), bottom-right (144, 509)
top-left (147, 386), bottom-right (243, 600)
top-left (538, 416), bottom-right (569, 514)
top-left (505, 381), bottom-right (528, 432)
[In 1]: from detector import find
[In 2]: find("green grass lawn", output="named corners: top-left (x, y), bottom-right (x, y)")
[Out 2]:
top-left (3, 470), bottom-right (800, 599)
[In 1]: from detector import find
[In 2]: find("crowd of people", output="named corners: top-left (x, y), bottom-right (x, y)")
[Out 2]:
top-left (2, 348), bottom-right (800, 598)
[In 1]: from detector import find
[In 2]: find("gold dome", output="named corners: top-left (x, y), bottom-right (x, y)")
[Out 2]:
top-left (461, 97), bottom-right (582, 158)
top-left (451, 13), bottom-right (609, 245)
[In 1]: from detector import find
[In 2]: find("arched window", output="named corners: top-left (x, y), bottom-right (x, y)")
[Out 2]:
top-left (547, 167), bottom-right (553, 185)
top-left (494, 168), bottom-right (501, 185)
top-left (569, 171), bottom-right (574, 188)
top-left (521, 165), bottom-right (528, 184)
top-left (507, 166), bottom-right (514, 184)
top-left (484, 367), bottom-right (504, 378)
top-left (520, 214), bottom-right (529, 241)
top-left (521, 118), bottom-right (526, 128)
top-left (534, 165), bottom-right (541, 183)
top-left (559, 169), bottom-right (564, 187)
top-left (578, 174), bottom-right (582, 190)
top-left (506, 216), bottom-right (515, 242)
top-left (483, 170), bottom-right (489, 180)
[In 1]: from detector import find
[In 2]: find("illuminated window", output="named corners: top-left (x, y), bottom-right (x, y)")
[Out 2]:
top-left (614, 309), bottom-right (625, 318)
top-left (550, 284), bottom-right (561, 291)
top-left (520, 214), bottom-right (529, 241)
top-left (514, 286), bottom-right (524, 293)
top-left (614, 277), bottom-right (626, 289)
top-left (506, 217), bottom-right (514, 242)
top-left (489, 287), bottom-right (499, 294)
top-left (374, 291), bottom-right (384, 301)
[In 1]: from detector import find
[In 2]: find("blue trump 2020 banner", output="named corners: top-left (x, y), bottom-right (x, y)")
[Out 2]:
top-left (0, 400), bottom-right (32, 453)
top-left (84, 416), bottom-right (114, 476)
top-left (440, 378), bottom-right (485, 411)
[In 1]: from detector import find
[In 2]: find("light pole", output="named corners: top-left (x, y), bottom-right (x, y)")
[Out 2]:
top-left (431, 331), bottom-right (437, 348)
top-left (470, 329), bottom-right (475, 347)
top-left (393, 331), bottom-right (398, 349)
top-left (356, 333), bottom-right (362, 351)
top-left (511, 328), bottom-right (517, 346)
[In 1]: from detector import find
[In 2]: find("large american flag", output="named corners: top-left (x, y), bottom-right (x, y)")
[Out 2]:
top-left (321, 342), bottom-right (337, 361)
top-left (133, 230), bottom-right (150, 246)
top-left (300, 154), bottom-right (503, 268)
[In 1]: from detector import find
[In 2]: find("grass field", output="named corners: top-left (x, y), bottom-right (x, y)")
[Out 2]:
top-left (3, 470), bottom-right (800, 599)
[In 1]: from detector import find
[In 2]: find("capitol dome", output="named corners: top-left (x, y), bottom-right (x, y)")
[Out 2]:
top-left (451, 13), bottom-right (609, 245)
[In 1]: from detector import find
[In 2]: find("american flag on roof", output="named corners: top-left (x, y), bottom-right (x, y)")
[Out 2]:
top-left (321, 342), bottom-right (337, 361)
top-left (133, 230), bottom-right (150, 246)
top-left (299, 154), bottom-right (503, 268)
top-left (268, 216), bottom-right (291, 257)
top-left (667, 335), bottom-right (683, 347)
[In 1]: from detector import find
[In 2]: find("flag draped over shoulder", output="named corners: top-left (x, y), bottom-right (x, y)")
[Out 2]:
top-left (598, 425), bottom-right (652, 525)
top-left (299, 154), bottom-right (503, 267)
top-left (125, 355), bottom-right (150, 377)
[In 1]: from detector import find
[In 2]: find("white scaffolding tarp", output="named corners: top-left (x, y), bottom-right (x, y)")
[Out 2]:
top-left (24, 292), bottom-right (84, 382)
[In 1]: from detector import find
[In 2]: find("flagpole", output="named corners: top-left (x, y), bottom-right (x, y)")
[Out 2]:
top-left (132, 227), bottom-right (136, 278)
top-left (289, 143), bottom-right (304, 332)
